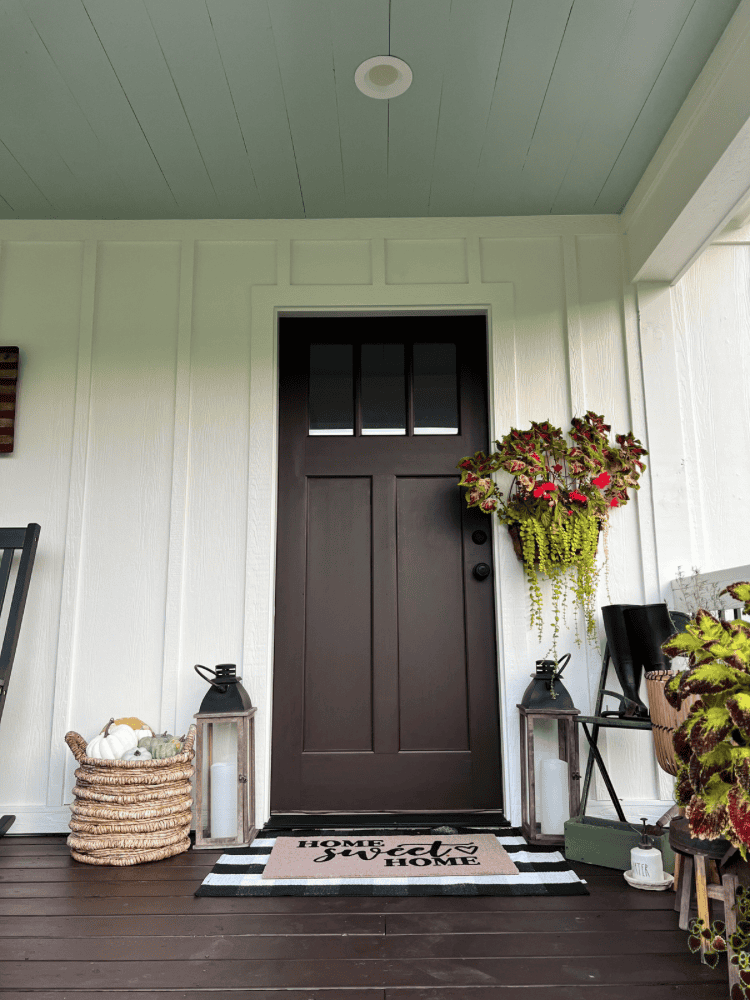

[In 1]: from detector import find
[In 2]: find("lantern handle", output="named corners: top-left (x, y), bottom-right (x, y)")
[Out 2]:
top-left (194, 663), bottom-right (228, 692)
top-left (554, 653), bottom-right (571, 678)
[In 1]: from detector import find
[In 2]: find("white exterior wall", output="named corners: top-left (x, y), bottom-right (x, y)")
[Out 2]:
top-left (0, 215), bottom-right (687, 834)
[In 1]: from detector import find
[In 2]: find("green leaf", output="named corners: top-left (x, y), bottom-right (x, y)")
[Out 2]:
top-left (703, 773), bottom-right (733, 811)
top-left (689, 706), bottom-right (734, 754)
top-left (678, 661), bottom-right (742, 697)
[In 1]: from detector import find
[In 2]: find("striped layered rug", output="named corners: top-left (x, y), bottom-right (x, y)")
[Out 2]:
top-left (195, 817), bottom-right (589, 897)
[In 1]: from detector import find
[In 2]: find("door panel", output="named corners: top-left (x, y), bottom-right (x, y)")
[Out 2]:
top-left (396, 477), bottom-right (469, 752)
top-left (303, 477), bottom-right (372, 752)
top-left (271, 314), bottom-right (501, 813)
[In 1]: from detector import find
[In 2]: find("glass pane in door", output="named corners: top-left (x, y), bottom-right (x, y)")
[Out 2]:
top-left (361, 343), bottom-right (406, 436)
top-left (309, 344), bottom-right (354, 435)
top-left (413, 342), bottom-right (459, 434)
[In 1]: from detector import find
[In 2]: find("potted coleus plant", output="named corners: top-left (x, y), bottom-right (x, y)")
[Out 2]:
top-left (457, 411), bottom-right (647, 647)
top-left (661, 583), bottom-right (750, 991)
top-left (663, 582), bottom-right (750, 853)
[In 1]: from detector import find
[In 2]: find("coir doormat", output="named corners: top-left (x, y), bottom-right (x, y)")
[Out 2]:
top-left (195, 819), bottom-right (589, 897)
top-left (261, 833), bottom-right (519, 879)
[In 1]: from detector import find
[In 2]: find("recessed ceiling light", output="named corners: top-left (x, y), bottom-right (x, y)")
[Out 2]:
top-left (355, 56), bottom-right (412, 99)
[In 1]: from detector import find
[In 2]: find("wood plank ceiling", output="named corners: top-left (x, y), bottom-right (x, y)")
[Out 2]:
top-left (0, 0), bottom-right (741, 220)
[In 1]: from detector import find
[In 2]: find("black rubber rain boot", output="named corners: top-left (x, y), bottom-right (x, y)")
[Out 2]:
top-left (623, 604), bottom-right (689, 674)
top-left (601, 604), bottom-right (649, 719)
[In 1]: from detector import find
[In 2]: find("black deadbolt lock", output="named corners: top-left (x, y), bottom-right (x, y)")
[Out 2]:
top-left (472, 529), bottom-right (488, 545)
top-left (473, 563), bottom-right (491, 580)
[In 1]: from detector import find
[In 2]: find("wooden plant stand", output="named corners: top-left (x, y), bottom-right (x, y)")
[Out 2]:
top-left (671, 817), bottom-right (739, 993)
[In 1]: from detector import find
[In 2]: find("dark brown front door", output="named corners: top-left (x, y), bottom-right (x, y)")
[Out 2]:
top-left (270, 314), bottom-right (502, 812)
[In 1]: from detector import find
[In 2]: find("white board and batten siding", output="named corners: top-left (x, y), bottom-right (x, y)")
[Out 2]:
top-left (0, 215), bottom-right (740, 834)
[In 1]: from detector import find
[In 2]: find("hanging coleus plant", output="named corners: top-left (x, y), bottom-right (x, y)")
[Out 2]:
top-left (457, 411), bottom-right (647, 648)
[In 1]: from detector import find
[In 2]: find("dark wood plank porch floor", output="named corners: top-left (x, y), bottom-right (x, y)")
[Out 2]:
top-left (0, 834), bottom-right (728, 999)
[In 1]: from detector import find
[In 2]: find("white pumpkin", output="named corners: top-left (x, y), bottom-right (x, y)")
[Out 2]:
top-left (85, 719), bottom-right (139, 760)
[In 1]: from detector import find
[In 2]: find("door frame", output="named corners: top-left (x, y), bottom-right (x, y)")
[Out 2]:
top-left (246, 280), bottom-right (519, 828)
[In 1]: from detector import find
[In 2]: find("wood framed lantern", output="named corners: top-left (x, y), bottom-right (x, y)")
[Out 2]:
top-left (519, 705), bottom-right (581, 846)
top-left (193, 664), bottom-right (257, 850)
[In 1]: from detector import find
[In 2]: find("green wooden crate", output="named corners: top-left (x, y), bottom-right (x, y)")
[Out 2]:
top-left (564, 815), bottom-right (676, 874)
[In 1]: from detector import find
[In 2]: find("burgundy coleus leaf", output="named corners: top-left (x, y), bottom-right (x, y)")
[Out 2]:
top-left (675, 770), bottom-right (694, 806)
top-left (728, 786), bottom-right (750, 850)
top-left (703, 950), bottom-right (720, 969)
top-left (480, 499), bottom-right (497, 512)
top-left (687, 934), bottom-right (703, 955)
top-left (736, 754), bottom-right (750, 795)
top-left (687, 794), bottom-right (730, 840)
top-left (664, 674), bottom-right (684, 710)
top-left (504, 459), bottom-right (527, 474)
top-left (673, 719), bottom-right (694, 762)
top-left (458, 458), bottom-right (474, 470)
top-left (727, 693), bottom-right (750, 738)
top-left (712, 934), bottom-right (727, 952)
top-left (553, 464), bottom-right (563, 473)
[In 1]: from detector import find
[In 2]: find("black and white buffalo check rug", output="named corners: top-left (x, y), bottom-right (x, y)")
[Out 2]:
top-left (194, 814), bottom-right (589, 897)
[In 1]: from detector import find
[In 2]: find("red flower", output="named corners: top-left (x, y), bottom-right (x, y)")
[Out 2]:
top-left (609, 497), bottom-right (620, 508)
top-left (533, 481), bottom-right (557, 498)
top-left (592, 472), bottom-right (611, 489)
top-left (553, 464), bottom-right (563, 473)
top-left (570, 491), bottom-right (588, 503)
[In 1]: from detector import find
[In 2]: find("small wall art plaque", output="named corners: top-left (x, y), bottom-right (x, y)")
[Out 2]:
top-left (0, 347), bottom-right (19, 454)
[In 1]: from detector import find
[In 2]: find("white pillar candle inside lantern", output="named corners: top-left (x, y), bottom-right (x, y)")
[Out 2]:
top-left (210, 761), bottom-right (238, 840)
top-left (539, 757), bottom-right (570, 835)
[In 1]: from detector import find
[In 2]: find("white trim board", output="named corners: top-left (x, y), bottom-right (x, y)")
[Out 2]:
top-left (246, 281), bottom-right (519, 828)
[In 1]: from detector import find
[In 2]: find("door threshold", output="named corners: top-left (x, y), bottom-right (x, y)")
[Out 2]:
top-left (267, 810), bottom-right (509, 829)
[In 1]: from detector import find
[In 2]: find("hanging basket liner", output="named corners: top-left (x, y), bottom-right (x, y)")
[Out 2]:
top-left (64, 724), bottom-right (196, 866)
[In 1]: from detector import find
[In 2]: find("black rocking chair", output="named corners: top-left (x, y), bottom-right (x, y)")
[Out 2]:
top-left (0, 523), bottom-right (40, 837)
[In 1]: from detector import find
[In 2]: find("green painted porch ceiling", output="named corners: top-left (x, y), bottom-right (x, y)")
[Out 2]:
top-left (0, 0), bottom-right (741, 220)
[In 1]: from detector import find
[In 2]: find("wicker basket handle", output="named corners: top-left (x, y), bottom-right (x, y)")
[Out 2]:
top-left (181, 725), bottom-right (197, 755)
top-left (65, 731), bottom-right (88, 761)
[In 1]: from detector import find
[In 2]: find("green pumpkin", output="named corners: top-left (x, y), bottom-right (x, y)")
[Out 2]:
top-left (138, 731), bottom-right (183, 757)
top-left (150, 738), bottom-right (183, 759)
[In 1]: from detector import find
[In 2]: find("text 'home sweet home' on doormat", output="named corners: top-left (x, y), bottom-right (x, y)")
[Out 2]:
top-left (261, 833), bottom-right (519, 879)
top-left (195, 821), bottom-right (589, 897)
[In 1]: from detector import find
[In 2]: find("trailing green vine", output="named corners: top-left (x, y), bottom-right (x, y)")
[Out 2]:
top-left (457, 412), bottom-right (647, 652)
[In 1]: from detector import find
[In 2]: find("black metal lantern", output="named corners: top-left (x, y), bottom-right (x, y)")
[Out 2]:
top-left (193, 664), bottom-right (257, 850)
top-left (520, 654), bottom-right (575, 711)
top-left (518, 655), bottom-right (581, 845)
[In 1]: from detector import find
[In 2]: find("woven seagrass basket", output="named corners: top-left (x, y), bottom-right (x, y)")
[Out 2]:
top-left (644, 670), bottom-right (698, 776)
top-left (64, 724), bottom-right (196, 865)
